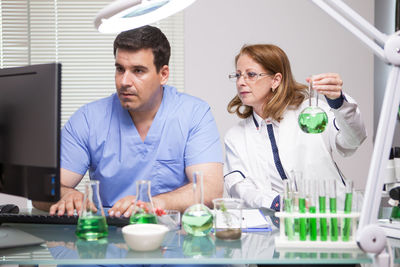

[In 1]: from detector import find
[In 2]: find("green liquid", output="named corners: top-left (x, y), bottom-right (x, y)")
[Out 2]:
top-left (182, 209), bottom-right (213, 237)
top-left (391, 206), bottom-right (400, 220)
top-left (319, 196), bottom-right (328, 241)
top-left (309, 206), bottom-right (317, 241)
top-left (129, 213), bottom-right (158, 224)
top-left (284, 198), bottom-right (294, 240)
top-left (299, 198), bottom-right (307, 241)
top-left (298, 108), bottom-right (328, 134)
top-left (76, 215), bottom-right (108, 240)
top-left (342, 193), bottom-right (353, 241)
top-left (294, 218), bottom-right (299, 233)
top-left (330, 197), bottom-right (338, 241)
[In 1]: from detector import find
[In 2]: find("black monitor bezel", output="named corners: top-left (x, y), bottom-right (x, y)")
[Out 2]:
top-left (0, 63), bottom-right (61, 202)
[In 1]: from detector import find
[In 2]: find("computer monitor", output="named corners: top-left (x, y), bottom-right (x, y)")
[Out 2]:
top-left (0, 63), bottom-right (61, 202)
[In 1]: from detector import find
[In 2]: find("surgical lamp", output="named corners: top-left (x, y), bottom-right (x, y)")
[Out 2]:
top-left (94, 0), bottom-right (196, 33)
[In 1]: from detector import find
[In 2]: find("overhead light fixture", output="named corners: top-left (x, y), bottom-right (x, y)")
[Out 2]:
top-left (94, 0), bottom-right (196, 33)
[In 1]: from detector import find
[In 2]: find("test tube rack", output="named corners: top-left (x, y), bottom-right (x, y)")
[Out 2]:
top-left (274, 211), bottom-right (360, 250)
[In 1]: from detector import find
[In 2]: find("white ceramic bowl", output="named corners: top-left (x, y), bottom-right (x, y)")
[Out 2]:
top-left (122, 224), bottom-right (169, 251)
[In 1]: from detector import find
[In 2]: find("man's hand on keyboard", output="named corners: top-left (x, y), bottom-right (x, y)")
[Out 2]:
top-left (49, 188), bottom-right (84, 216)
top-left (108, 195), bottom-right (136, 218)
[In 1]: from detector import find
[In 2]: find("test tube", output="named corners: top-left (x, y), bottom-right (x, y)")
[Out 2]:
top-left (308, 180), bottom-right (317, 241)
top-left (342, 180), bottom-right (353, 241)
top-left (283, 180), bottom-right (294, 240)
top-left (329, 180), bottom-right (338, 241)
top-left (298, 179), bottom-right (307, 241)
top-left (290, 172), bottom-right (300, 233)
top-left (318, 180), bottom-right (328, 241)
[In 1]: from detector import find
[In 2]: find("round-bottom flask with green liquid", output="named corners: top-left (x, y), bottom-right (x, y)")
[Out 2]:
top-left (182, 204), bottom-right (213, 236)
top-left (182, 171), bottom-right (213, 237)
top-left (298, 106), bottom-right (328, 134)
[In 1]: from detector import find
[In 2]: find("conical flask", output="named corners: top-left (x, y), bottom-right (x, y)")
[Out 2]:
top-left (129, 180), bottom-right (158, 224)
top-left (182, 171), bottom-right (213, 236)
top-left (76, 180), bottom-right (108, 240)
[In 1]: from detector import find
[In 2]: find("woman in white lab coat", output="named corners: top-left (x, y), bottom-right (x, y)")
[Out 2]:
top-left (224, 44), bottom-right (366, 210)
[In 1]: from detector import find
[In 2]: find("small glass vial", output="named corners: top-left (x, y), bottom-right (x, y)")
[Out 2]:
top-left (129, 180), bottom-right (157, 224)
top-left (76, 180), bottom-right (108, 240)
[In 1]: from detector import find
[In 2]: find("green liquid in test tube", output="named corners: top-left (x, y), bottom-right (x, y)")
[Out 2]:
top-left (298, 179), bottom-right (307, 241)
top-left (308, 180), bottom-right (317, 241)
top-left (299, 198), bottom-right (307, 241)
top-left (319, 180), bottom-right (328, 241)
top-left (329, 180), bottom-right (338, 241)
top-left (284, 198), bottom-right (294, 240)
top-left (309, 206), bottom-right (317, 241)
top-left (342, 180), bottom-right (353, 241)
top-left (293, 192), bottom-right (300, 233)
top-left (319, 196), bottom-right (328, 241)
top-left (391, 206), bottom-right (400, 220)
top-left (330, 197), bottom-right (338, 241)
top-left (283, 180), bottom-right (294, 240)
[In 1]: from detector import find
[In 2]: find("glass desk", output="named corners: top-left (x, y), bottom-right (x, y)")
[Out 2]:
top-left (0, 223), bottom-right (373, 265)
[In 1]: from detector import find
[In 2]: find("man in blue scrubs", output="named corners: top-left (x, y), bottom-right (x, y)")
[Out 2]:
top-left (42, 25), bottom-right (223, 217)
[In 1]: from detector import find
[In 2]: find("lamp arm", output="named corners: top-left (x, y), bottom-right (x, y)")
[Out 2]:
top-left (359, 67), bottom-right (400, 231)
top-left (312, 0), bottom-right (400, 260)
top-left (330, 0), bottom-right (388, 45)
top-left (311, 0), bottom-right (386, 61)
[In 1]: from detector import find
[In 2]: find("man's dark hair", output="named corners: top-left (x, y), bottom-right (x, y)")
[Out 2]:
top-left (113, 25), bottom-right (171, 72)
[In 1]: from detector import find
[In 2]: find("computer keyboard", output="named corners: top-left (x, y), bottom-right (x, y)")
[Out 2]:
top-left (0, 213), bottom-right (130, 227)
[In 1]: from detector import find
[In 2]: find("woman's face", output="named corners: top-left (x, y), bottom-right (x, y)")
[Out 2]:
top-left (235, 54), bottom-right (276, 116)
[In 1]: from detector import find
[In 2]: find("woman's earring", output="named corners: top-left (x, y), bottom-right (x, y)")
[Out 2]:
top-left (272, 87), bottom-right (276, 93)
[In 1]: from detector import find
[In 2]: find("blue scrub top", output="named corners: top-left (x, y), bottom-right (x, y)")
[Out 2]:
top-left (61, 85), bottom-right (223, 207)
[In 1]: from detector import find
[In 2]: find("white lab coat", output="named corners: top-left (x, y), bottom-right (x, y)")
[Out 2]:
top-left (224, 94), bottom-right (367, 210)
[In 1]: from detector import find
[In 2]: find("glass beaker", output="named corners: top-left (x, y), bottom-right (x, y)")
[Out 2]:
top-left (129, 180), bottom-right (157, 224)
top-left (182, 171), bottom-right (213, 236)
top-left (75, 180), bottom-right (108, 240)
top-left (158, 210), bottom-right (181, 230)
top-left (298, 78), bottom-right (328, 134)
top-left (213, 198), bottom-right (243, 240)
top-left (159, 210), bottom-right (181, 250)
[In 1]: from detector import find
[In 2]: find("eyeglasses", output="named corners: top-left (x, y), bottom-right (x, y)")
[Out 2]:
top-left (228, 71), bottom-right (271, 82)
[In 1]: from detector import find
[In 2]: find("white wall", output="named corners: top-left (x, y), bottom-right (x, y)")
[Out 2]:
top-left (374, 0), bottom-right (399, 146)
top-left (184, 0), bottom-right (374, 190)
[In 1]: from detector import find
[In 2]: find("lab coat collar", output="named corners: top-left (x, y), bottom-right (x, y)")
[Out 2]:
top-left (252, 111), bottom-right (279, 130)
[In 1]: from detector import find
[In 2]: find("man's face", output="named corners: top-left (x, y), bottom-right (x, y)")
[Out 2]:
top-left (114, 48), bottom-right (169, 114)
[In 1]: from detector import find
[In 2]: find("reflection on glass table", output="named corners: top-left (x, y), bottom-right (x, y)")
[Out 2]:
top-left (0, 217), bottom-right (372, 265)
top-left (182, 234), bottom-right (215, 258)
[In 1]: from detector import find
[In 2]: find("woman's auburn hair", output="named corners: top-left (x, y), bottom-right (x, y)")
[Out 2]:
top-left (227, 44), bottom-right (308, 122)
